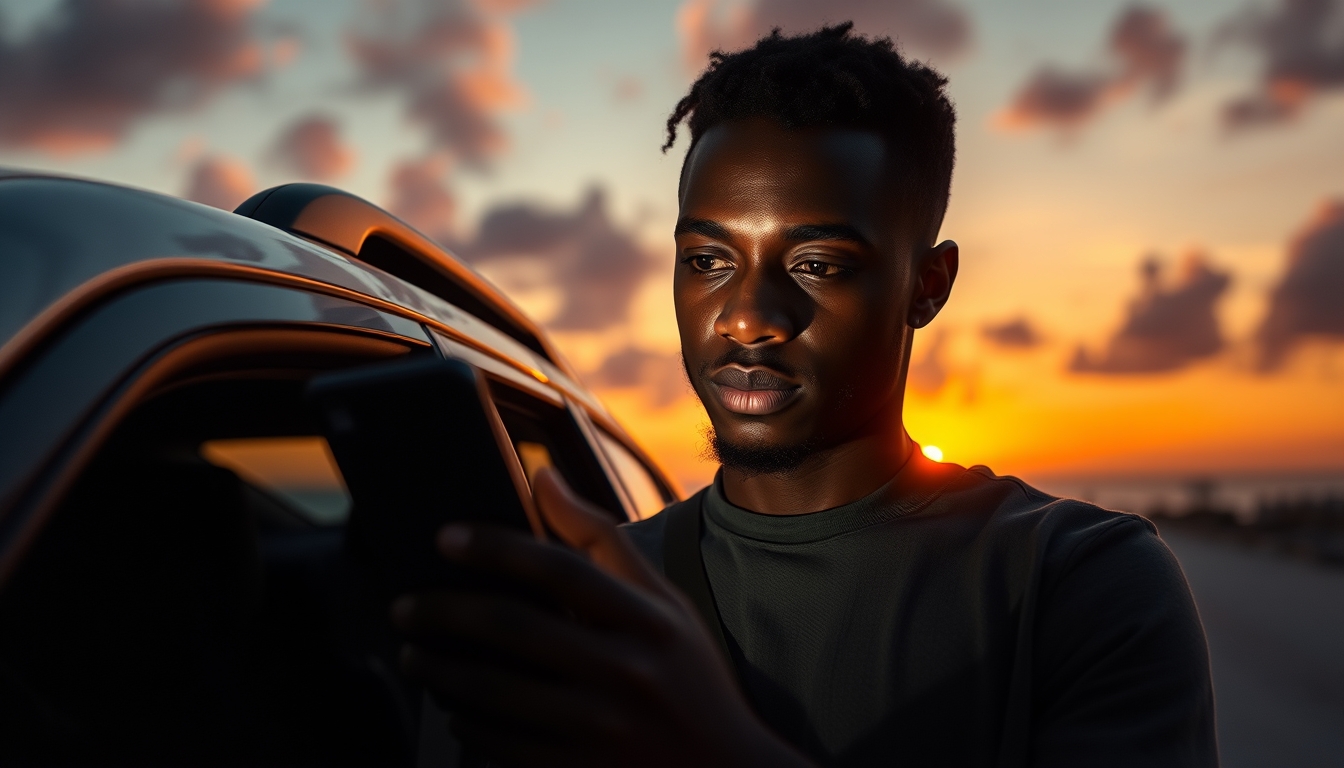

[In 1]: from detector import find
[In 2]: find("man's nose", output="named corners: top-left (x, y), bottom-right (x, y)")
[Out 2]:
top-left (714, 268), bottom-right (799, 345)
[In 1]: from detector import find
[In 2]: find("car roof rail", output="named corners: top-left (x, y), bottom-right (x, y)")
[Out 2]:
top-left (235, 183), bottom-right (555, 363)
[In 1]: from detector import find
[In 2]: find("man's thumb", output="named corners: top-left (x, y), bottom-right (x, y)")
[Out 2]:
top-left (532, 467), bottom-right (667, 591)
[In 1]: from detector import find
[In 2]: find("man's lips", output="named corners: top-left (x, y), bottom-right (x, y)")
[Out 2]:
top-left (716, 386), bottom-right (801, 415)
top-left (708, 366), bottom-right (801, 416)
top-left (710, 366), bottom-right (795, 391)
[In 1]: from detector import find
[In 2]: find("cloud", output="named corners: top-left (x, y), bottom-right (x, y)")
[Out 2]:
top-left (1218, 0), bottom-right (1344, 130)
top-left (455, 186), bottom-right (659, 331)
top-left (183, 155), bottom-right (256, 211)
top-left (981, 316), bottom-right (1044, 349)
top-left (386, 153), bottom-right (457, 242)
top-left (997, 5), bottom-right (1185, 133)
top-left (1110, 5), bottom-right (1186, 102)
top-left (676, 0), bottom-right (972, 72)
top-left (268, 113), bottom-right (355, 180)
top-left (1255, 200), bottom-right (1344, 369)
top-left (995, 68), bottom-right (1117, 132)
top-left (346, 0), bottom-right (535, 167)
top-left (587, 347), bottom-right (689, 408)
top-left (1071, 253), bottom-right (1232, 374)
top-left (0, 0), bottom-right (272, 154)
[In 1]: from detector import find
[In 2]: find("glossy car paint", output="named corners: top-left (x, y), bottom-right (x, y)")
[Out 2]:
top-left (0, 173), bottom-right (678, 579)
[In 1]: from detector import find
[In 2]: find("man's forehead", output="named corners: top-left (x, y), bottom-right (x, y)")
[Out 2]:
top-left (678, 120), bottom-right (890, 223)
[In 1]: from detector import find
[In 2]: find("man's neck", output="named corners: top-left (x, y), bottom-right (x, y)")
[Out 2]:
top-left (719, 428), bottom-right (914, 515)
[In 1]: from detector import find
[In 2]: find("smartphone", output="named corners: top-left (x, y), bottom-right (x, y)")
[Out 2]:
top-left (305, 355), bottom-right (544, 599)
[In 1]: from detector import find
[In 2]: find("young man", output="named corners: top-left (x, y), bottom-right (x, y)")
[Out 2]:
top-left (395, 24), bottom-right (1218, 767)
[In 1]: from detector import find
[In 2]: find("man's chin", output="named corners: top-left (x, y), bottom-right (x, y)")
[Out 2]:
top-left (704, 425), bottom-right (819, 477)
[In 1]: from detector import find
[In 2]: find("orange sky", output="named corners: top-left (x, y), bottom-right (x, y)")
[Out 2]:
top-left (564, 287), bottom-right (1344, 493)
top-left (1, 0), bottom-right (1340, 493)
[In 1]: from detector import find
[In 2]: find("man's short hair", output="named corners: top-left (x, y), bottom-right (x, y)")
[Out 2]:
top-left (665, 22), bottom-right (957, 248)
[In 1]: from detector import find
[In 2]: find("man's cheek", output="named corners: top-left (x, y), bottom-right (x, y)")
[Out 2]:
top-left (823, 354), bottom-right (894, 413)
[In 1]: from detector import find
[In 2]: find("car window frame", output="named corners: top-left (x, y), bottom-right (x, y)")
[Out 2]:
top-left (0, 277), bottom-right (433, 584)
top-left (590, 426), bottom-right (676, 520)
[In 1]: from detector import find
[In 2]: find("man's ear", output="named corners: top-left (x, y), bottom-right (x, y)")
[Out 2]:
top-left (907, 240), bottom-right (959, 329)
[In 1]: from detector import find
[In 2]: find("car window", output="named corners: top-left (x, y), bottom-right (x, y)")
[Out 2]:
top-left (0, 279), bottom-right (429, 513)
top-left (201, 437), bottom-right (350, 526)
top-left (0, 339), bottom-right (424, 765)
top-left (515, 440), bottom-right (554, 483)
top-left (595, 429), bottom-right (671, 520)
top-left (487, 380), bottom-right (626, 520)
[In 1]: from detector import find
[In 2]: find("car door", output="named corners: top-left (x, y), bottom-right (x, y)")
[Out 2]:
top-left (0, 265), bottom-right (660, 767)
top-left (0, 275), bottom-right (445, 765)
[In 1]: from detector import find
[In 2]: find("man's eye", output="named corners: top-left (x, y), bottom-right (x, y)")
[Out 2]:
top-left (686, 254), bottom-right (729, 272)
top-left (795, 260), bottom-right (839, 277)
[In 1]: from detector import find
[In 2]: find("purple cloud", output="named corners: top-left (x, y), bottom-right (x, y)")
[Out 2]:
top-left (1255, 200), bottom-right (1344, 369)
top-left (996, 68), bottom-right (1117, 132)
top-left (981, 317), bottom-right (1044, 349)
top-left (383, 157), bottom-right (663, 342)
top-left (268, 114), bottom-right (355, 180)
top-left (386, 154), bottom-right (458, 243)
top-left (1071, 254), bottom-right (1232, 374)
top-left (997, 5), bottom-right (1185, 133)
top-left (455, 186), bottom-right (659, 331)
top-left (347, 0), bottom-right (537, 167)
top-left (0, 0), bottom-right (272, 153)
top-left (1111, 5), bottom-right (1186, 102)
top-left (587, 347), bottom-right (689, 408)
top-left (1218, 0), bottom-right (1344, 130)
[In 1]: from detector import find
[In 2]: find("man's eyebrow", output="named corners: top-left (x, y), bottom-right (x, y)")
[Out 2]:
top-left (674, 218), bottom-right (731, 240)
top-left (783, 223), bottom-right (871, 246)
top-left (673, 219), bottom-right (872, 247)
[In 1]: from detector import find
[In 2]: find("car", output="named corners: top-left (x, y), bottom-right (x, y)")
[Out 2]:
top-left (0, 171), bottom-right (679, 766)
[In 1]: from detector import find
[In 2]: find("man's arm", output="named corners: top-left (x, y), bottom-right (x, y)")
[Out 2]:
top-left (393, 468), bottom-right (817, 768)
top-left (1031, 515), bottom-right (1218, 767)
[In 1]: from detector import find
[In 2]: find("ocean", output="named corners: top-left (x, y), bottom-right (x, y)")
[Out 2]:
top-left (1031, 472), bottom-right (1344, 524)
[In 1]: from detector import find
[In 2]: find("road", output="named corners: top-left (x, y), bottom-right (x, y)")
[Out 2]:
top-left (1159, 528), bottom-right (1344, 768)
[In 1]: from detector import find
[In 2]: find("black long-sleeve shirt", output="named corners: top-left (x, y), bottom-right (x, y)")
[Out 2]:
top-left (625, 451), bottom-right (1218, 767)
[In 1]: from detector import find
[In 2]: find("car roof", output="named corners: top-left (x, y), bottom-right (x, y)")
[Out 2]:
top-left (0, 171), bottom-right (621, 429)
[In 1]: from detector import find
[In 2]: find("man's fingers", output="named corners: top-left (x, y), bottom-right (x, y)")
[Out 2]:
top-left (401, 644), bottom-right (590, 733)
top-left (392, 591), bottom-right (610, 676)
top-left (532, 466), bottom-right (677, 599)
top-left (434, 523), bottom-right (672, 635)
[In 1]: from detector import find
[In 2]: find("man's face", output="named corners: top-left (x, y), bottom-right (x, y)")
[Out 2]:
top-left (674, 118), bottom-right (922, 470)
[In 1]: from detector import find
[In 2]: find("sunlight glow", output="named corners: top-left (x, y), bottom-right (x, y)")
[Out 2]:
top-left (922, 445), bottom-right (944, 462)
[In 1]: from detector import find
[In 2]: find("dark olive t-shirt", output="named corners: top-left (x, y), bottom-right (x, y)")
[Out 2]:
top-left (623, 452), bottom-right (1217, 768)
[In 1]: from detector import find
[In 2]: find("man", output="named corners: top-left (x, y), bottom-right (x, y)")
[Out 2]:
top-left (395, 24), bottom-right (1218, 767)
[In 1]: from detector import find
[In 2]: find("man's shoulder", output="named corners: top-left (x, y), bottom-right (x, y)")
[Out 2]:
top-left (937, 463), bottom-right (1155, 536)
top-left (924, 463), bottom-right (1168, 575)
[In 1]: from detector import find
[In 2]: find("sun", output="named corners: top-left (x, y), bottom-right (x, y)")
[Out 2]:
top-left (921, 445), bottom-right (944, 462)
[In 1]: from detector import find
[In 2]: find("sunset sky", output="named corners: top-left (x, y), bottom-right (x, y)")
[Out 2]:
top-left (2, 0), bottom-right (1341, 492)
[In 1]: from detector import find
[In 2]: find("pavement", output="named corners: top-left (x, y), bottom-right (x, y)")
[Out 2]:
top-left (1159, 528), bottom-right (1344, 768)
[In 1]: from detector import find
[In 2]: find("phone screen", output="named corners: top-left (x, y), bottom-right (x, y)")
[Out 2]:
top-left (306, 356), bottom-right (541, 599)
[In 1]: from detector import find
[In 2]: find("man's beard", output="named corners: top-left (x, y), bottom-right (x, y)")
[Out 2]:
top-left (702, 424), bottom-right (821, 477)
top-left (684, 351), bottom-right (820, 477)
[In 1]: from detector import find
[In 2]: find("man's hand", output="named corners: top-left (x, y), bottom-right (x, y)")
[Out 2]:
top-left (391, 467), bottom-right (814, 768)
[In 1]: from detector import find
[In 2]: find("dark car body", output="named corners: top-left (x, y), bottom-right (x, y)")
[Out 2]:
top-left (0, 172), bottom-right (678, 766)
